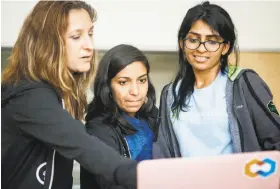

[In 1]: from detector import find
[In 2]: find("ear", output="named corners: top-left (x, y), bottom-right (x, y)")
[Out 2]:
top-left (179, 40), bottom-right (184, 50)
top-left (222, 42), bottom-right (230, 55)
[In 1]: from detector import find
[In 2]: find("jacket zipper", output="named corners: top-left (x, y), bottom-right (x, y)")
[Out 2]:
top-left (123, 138), bottom-right (131, 158)
top-left (233, 81), bottom-right (245, 152)
top-left (165, 86), bottom-right (176, 157)
top-left (45, 99), bottom-right (61, 188)
top-left (236, 117), bottom-right (244, 152)
top-left (47, 150), bottom-right (56, 189)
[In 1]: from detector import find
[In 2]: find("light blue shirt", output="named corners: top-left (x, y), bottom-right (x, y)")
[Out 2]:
top-left (172, 71), bottom-right (233, 157)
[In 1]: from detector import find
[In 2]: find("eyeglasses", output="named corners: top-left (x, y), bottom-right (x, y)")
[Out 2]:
top-left (183, 38), bottom-right (225, 52)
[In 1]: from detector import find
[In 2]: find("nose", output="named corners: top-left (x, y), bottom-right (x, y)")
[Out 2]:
top-left (82, 36), bottom-right (94, 51)
top-left (197, 42), bottom-right (207, 52)
top-left (129, 83), bottom-right (139, 96)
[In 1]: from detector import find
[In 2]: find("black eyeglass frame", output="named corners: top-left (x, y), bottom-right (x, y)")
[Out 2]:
top-left (183, 37), bottom-right (226, 52)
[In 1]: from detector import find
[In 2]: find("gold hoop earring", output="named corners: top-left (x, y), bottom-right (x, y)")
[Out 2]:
top-left (144, 96), bottom-right (148, 104)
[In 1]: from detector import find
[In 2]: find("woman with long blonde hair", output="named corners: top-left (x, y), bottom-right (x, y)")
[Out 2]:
top-left (2, 1), bottom-right (136, 189)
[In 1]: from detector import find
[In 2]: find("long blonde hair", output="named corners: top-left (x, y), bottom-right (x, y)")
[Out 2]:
top-left (2, 1), bottom-right (97, 120)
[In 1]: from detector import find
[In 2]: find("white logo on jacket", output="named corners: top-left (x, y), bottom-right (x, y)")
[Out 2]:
top-left (236, 105), bottom-right (243, 109)
top-left (36, 162), bottom-right (47, 185)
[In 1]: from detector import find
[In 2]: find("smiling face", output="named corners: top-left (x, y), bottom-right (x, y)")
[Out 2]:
top-left (64, 9), bottom-right (94, 73)
top-left (110, 61), bottom-right (149, 117)
top-left (180, 20), bottom-right (229, 73)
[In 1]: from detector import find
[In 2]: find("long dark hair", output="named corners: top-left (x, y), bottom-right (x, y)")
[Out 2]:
top-left (172, 1), bottom-right (239, 116)
top-left (86, 44), bottom-right (156, 133)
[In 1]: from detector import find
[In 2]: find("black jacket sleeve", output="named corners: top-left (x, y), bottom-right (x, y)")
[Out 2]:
top-left (152, 84), bottom-right (181, 158)
top-left (7, 87), bottom-right (137, 188)
top-left (243, 71), bottom-right (280, 150)
top-left (80, 120), bottom-right (127, 189)
top-left (152, 85), bottom-right (172, 158)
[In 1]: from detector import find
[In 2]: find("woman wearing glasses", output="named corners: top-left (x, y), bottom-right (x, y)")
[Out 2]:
top-left (153, 1), bottom-right (280, 159)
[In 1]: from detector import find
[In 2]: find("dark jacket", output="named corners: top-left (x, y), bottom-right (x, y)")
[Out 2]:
top-left (1, 80), bottom-right (137, 189)
top-left (80, 107), bottom-right (158, 189)
top-left (153, 69), bottom-right (280, 158)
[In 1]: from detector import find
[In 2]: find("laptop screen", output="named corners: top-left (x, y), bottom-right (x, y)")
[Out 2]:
top-left (137, 151), bottom-right (280, 189)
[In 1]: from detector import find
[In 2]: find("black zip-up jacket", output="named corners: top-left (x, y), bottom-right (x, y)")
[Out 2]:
top-left (80, 107), bottom-right (158, 189)
top-left (1, 80), bottom-right (137, 189)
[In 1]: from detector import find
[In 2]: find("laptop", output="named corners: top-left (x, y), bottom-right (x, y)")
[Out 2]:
top-left (137, 151), bottom-right (280, 189)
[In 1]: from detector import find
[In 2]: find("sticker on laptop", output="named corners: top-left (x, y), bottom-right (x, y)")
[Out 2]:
top-left (244, 158), bottom-right (276, 178)
top-left (267, 100), bottom-right (279, 116)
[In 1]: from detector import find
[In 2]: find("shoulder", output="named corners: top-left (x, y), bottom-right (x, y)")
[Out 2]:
top-left (231, 68), bottom-right (269, 91)
top-left (162, 83), bottom-right (173, 91)
top-left (2, 80), bottom-right (61, 109)
top-left (85, 116), bottom-right (118, 138)
top-left (228, 67), bottom-right (262, 84)
top-left (231, 68), bottom-right (274, 102)
top-left (85, 116), bottom-right (122, 152)
top-left (160, 82), bottom-right (173, 97)
top-left (241, 70), bottom-right (269, 89)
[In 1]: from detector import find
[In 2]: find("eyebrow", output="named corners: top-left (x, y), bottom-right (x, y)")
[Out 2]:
top-left (69, 25), bottom-right (94, 34)
top-left (117, 74), bottom-right (148, 80)
top-left (188, 31), bottom-right (221, 38)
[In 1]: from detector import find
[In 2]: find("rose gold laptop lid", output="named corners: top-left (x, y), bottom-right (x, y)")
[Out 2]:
top-left (137, 151), bottom-right (280, 189)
